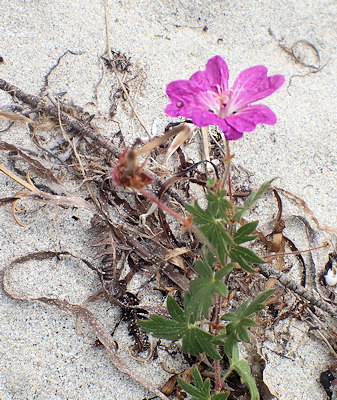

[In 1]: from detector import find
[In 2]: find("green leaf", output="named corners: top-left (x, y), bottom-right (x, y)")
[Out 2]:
top-left (192, 366), bottom-right (205, 387)
top-left (233, 221), bottom-right (258, 244)
top-left (253, 288), bottom-right (275, 304)
top-left (183, 292), bottom-right (196, 325)
top-left (185, 191), bottom-right (234, 261)
top-left (177, 367), bottom-right (211, 399)
top-left (231, 246), bottom-right (265, 264)
top-left (244, 289), bottom-right (274, 316)
top-left (233, 179), bottom-right (274, 221)
top-left (188, 252), bottom-right (233, 319)
top-left (221, 338), bottom-right (239, 361)
top-left (206, 177), bottom-right (216, 188)
top-left (214, 263), bottom-right (235, 280)
top-left (139, 296), bottom-right (221, 359)
top-left (222, 289), bottom-right (273, 322)
top-left (182, 327), bottom-right (222, 359)
top-left (185, 202), bottom-right (214, 227)
top-left (177, 367), bottom-right (229, 400)
top-left (229, 246), bottom-right (264, 273)
top-left (138, 314), bottom-right (187, 340)
top-left (206, 189), bottom-right (232, 221)
top-left (194, 251), bottom-right (215, 278)
top-left (211, 394), bottom-right (229, 400)
top-left (220, 289), bottom-right (273, 344)
top-left (236, 324), bottom-right (250, 342)
top-left (232, 360), bottom-right (259, 400)
top-left (167, 296), bottom-right (185, 323)
top-left (189, 276), bottom-right (228, 318)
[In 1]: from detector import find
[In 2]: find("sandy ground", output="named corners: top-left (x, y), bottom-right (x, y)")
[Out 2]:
top-left (0, 1), bottom-right (336, 399)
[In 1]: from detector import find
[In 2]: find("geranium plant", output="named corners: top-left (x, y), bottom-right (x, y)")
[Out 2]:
top-left (114, 55), bottom-right (284, 399)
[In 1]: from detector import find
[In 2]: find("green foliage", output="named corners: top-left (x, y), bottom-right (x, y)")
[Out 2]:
top-left (177, 367), bottom-right (229, 400)
top-left (185, 188), bottom-right (267, 274)
top-left (233, 221), bottom-right (258, 244)
top-left (189, 250), bottom-right (235, 318)
top-left (233, 179), bottom-right (274, 221)
top-left (229, 245), bottom-right (265, 273)
top-left (231, 360), bottom-right (259, 400)
top-left (185, 190), bottom-right (234, 261)
top-left (221, 289), bottom-right (274, 344)
top-left (218, 290), bottom-right (273, 400)
top-left (138, 182), bottom-right (275, 399)
top-left (138, 296), bottom-right (222, 359)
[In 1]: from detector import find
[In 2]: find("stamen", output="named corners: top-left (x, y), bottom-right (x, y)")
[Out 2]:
top-left (207, 89), bottom-right (230, 105)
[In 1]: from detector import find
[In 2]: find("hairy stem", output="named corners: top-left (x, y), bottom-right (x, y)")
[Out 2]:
top-left (139, 188), bottom-right (218, 257)
top-left (224, 139), bottom-right (233, 202)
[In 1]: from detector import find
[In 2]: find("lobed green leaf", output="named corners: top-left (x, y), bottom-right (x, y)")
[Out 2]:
top-left (220, 290), bottom-right (273, 344)
top-left (229, 246), bottom-right (264, 273)
top-left (185, 191), bottom-right (235, 261)
top-left (166, 296), bottom-right (185, 322)
top-left (182, 327), bottom-right (222, 359)
top-left (211, 394), bottom-right (229, 400)
top-left (177, 367), bottom-right (211, 399)
top-left (233, 221), bottom-right (258, 244)
top-left (233, 179), bottom-right (274, 221)
top-left (206, 189), bottom-right (232, 221)
top-left (138, 315), bottom-right (187, 340)
top-left (232, 360), bottom-right (259, 400)
top-left (177, 367), bottom-right (229, 400)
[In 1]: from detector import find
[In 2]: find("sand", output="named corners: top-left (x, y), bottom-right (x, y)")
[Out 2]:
top-left (1, 1), bottom-right (336, 399)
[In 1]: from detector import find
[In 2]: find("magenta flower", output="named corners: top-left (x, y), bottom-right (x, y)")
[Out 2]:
top-left (165, 55), bottom-right (285, 140)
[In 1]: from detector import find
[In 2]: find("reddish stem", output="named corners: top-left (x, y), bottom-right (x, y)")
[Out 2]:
top-left (224, 139), bottom-right (233, 202)
top-left (213, 139), bottom-right (233, 393)
top-left (139, 188), bottom-right (218, 257)
top-left (138, 188), bottom-right (189, 225)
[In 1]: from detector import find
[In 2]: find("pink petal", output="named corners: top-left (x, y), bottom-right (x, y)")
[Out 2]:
top-left (166, 80), bottom-right (203, 102)
top-left (189, 71), bottom-right (210, 90)
top-left (191, 110), bottom-right (229, 132)
top-left (226, 104), bottom-right (277, 132)
top-left (190, 55), bottom-right (229, 93)
top-left (226, 126), bottom-right (244, 140)
top-left (165, 102), bottom-right (193, 118)
top-left (165, 80), bottom-right (206, 118)
top-left (230, 65), bottom-right (284, 109)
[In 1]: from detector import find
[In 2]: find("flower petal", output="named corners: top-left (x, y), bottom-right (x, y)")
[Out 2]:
top-left (166, 80), bottom-right (203, 102)
top-left (226, 126), bottom-right (244, 140)
top-left (165, 80), bottom-right (206, 118)
top-left (226, 104), bottom-right (277, 132)
top-left (229, 66), bottom-right (284, 109)
top-left (191, 110), bottom-right (229, 132)
top-left (190, 55), bottom-right (229, 93)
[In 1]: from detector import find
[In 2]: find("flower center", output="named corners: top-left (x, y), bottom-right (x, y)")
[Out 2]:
top-left (206, 86), bottom-right (233, 117)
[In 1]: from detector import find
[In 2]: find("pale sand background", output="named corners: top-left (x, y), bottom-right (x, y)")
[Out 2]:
top-left (0, 1), bottom-right (336, 399)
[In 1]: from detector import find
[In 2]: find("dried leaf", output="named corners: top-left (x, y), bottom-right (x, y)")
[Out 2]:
top-left (264, 278), bottom-right (278, 290)
top-left (270, 233), bottom-right (285, 270)
top-left (161, 375), bottom-right (178, 396)
top-left (0, 141), bottom-right (61, 184)
top-left (0, 110), bottom-right (34, 124)
top-left (18, 190), bottom-right (95, 211)
top-left (163, 247), bottom-right (194, 270)
top-left (161, 264), bottom-right (190, 291)
top-left (165, 124), bottom-right (193, 163)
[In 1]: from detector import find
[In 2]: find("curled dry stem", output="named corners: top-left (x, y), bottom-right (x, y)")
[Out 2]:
top-left (0, 164), bottom-right (39, 227)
